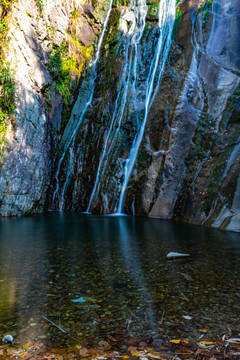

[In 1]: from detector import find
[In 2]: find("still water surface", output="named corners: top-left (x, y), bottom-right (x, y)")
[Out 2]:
top-left (0, 214), bottom-right (240, 346)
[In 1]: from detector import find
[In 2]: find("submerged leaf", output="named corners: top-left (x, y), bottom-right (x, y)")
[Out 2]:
top-left (170, 339), bottom-right (181, 344)
top-left (71, 297), bottom-right (86, 303)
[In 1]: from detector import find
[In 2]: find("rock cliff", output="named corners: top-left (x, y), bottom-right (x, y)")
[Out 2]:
top-left (0, 0), bottom-right (240, 233)
top-left (0, 0), bottom-right (102, 215)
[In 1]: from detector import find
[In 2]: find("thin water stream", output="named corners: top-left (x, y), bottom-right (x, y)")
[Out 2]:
top-left (52, 0), bottom-right (177, 214)
top-left (86, 0), bottom-right (148, 213)
top-left (87, 0), bottom-right (176, 214)
top-left (117, 0), bottom-right (176, 213)
top-left (52, 0), bottom-right (114, 209)
top-left (0, 214), bottom-right (240, 347)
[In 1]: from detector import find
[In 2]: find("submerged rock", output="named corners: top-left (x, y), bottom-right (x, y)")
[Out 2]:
top-left (2, 335), bottom-right (14, 345)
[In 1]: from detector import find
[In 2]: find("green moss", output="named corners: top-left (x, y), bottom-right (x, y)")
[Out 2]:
top-left (147, 2), bottom-right (158, 17)
top-left (36, 0), bottom-right (44, 15)
top-left (0, 63), bottom-right (15, 117)
top-left (103, 9), bottom-right (121, 52)
top-left (138, 151), bottom-right (148, 168)
top-left (197, 0), bottom-right (213, 23)
top-left (172, 5), bottom-right (182, 39)
top-left (47, 25), bottom-right (56, 36)
top-left (176, 7), bottom-right (181, 20)
top-left (71, 9), bottom-right (80, 19)
top-left (94, 9), bottom-right (122, 93)
top-left (47, 43), bottom-right (75, 105)
top-left (46, 21), bottom-right (94, 129)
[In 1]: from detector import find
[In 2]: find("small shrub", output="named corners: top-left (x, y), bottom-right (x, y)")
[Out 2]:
top-left (36, 0), bottom-right (44, 15)
top-left (0, 63), bottom-right (15, 119)
top-left (71, 9), bottom-right (80, 19)
top-left (47, 43), bottom-right (73, 105)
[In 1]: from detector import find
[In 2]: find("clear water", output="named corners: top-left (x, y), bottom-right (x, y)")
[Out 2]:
top-left (0, 214), bottom-right (240, 347)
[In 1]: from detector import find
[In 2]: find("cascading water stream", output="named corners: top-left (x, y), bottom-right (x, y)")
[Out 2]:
top-left (53, 0), bottom-right (176, 214)
top-left (86, 48), bottom-right (134, 213)
top-left (117, 0), bottom-right (176, 214)
top-left (52, 0), bottom-right (114, 210)
top-left (86, 0), bottom-right (148, 213)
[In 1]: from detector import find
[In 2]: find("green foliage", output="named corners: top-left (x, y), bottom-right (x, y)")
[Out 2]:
top-left (0, 0), bottom-right (15, 10)
top-left (199, 0), bottom-right (213, 11)
top-left (198, 0), bottom-right (213, 23)
top-left (36, 0), bottom-right (44, 15)
top-left (176, 7), bottom-right (181, 20)
top-left (47, 37), bottom-right (93, 109)
top-left (0, 0), bottom-right (16, 159)
top-left (71, 9), bottom-right (80, 19)
top-left (45, 27), bottom-right (94, 129)
top-left (0, 62), bottom-right (15, 118)
top-left (172, 5), bottom-right (182, 39)
top-left (147, 2), bottom-right (158, 18)
top-left (47, 43), bottom-right (72, 105)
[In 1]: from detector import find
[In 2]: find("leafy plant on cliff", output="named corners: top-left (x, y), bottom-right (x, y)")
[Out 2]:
top-left (71, 9), bottom-right (80, 19)
top-left (0, 0), bottom-right (16, 159)
top-left (198, 0), bottom-right (213, 24)
top-left (47, 43), bottom-right (73, 105)
top-left (46, 29), bottom-right (93, 130)
top-left (47, 41), bottom-right (92, 104)
top-left (36, 0), bottom-right (44, 15)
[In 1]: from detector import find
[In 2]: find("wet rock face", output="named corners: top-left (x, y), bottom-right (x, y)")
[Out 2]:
top-left (133, 0), bottom-right (240, 231)
top-left (0, 0), bottom-right (53, 216)
top-left (55, 0), bottom-right (240, 232)
top-left (1, 0), bottom-right (239, 234)
top-left (0, 0), bottom-right (99, 215)
top-left (51, 8), bottom-right (163, 214)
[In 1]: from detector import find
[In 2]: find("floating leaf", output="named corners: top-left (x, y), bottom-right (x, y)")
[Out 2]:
top-left (199, 329), bottom-right (208, 333)
top-left (132, 352), bottom-right (139, 356)
top-left (171, 339), bottom-right (181, 344)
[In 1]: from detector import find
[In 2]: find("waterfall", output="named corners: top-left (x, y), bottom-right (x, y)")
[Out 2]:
top-left (85, 0), bottom-right (176, 214)
top-left (52, 0), bottom-right (114, 210)
top-left (53, 0), bottom-right (176, 214)
top-left (86, 0), bottom-right (148, 213)
top-left (117, 0), bottom-right (176, 214)
top-left (86, 48), bottom-right (134, 213)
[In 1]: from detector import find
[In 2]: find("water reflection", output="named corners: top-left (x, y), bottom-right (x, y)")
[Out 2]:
top-left (0, 214), bottom-right (240, 346)
top-left (117, 216), bottom-right (157, 330)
